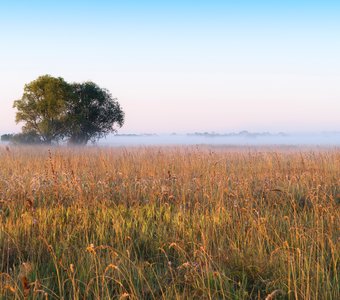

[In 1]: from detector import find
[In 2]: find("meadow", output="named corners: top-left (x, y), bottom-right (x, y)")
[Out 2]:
top-left (0, 145), bottom-right (339, 299)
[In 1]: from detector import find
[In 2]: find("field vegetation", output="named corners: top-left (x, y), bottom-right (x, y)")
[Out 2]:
top-left (0, 146), bottom-right (339, 299)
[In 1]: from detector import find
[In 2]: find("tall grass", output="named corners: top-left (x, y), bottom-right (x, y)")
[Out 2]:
top-left (0, 146), bottom-right (339, 299)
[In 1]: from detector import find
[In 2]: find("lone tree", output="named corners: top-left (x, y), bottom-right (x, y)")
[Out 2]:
top-left (13, 75), bottom-right (124, 144)
top-left (67, 82), bottom-right (124, 144)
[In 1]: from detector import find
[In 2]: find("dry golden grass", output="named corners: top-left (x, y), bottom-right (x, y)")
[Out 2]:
top-left (0, 145), bottom-right (339, 299)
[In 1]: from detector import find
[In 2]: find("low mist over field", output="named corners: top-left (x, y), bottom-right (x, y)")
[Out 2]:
top-left (98, 132), bottom-right (340, 146)
top-left (3, 132), bottom-right (340, 147)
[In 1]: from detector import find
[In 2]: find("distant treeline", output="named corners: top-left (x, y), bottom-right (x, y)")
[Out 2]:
top-left (1, 132), bottom-right (42, 144)
top-left (187, 131), bottom-right (287, 137)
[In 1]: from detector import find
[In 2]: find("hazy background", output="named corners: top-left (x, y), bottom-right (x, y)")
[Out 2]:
top-left (1, 0), bottom-right (339, 136)
top-left (97, 133), bottom-right (340, 147)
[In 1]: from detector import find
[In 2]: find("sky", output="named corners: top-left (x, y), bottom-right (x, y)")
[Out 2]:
top-left (0, 0), bottom-right (339, 135)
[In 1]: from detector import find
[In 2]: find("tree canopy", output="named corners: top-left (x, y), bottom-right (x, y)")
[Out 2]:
top-left (67, 82), bottom-right (124, 144)
top-left (13, 75), bottom-right (71, 143)
top-left (13, 75), bottom-right (125, 144)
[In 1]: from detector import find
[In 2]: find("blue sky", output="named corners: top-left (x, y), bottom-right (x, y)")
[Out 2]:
top-left (1, 0), bottom-right (339, 134)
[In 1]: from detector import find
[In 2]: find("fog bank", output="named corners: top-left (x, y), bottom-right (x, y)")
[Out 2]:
top-left (98, 133), bottom-right (340, 147)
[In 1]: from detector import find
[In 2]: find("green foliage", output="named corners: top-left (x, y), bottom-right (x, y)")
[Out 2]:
top-left (13, 75), bottom-right (124, 144)
top-left (67, 82), bottom-right (124, 145)
top-left (13, 75), bottom-right (72, 143)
